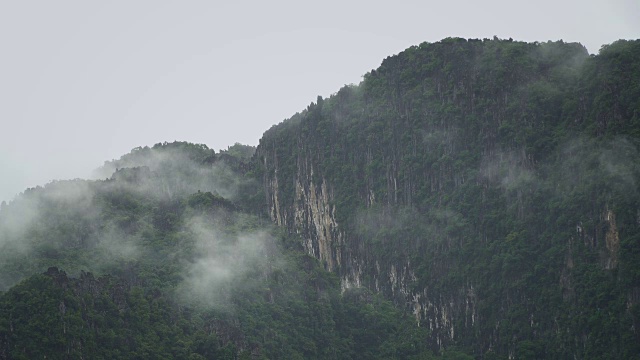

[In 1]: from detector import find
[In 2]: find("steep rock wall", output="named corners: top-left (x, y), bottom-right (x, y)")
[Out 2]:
top-left (262, 142), bottom-right (363, 285)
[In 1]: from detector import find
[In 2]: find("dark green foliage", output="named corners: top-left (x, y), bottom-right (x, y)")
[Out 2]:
top-left (219, 143), bottom-right (256, 161)
top-left (0, 269), bottom-right (238, 359)
top-left (257, 38), bottom-right (640, 358)
top-left (0, 142), bottom-right (437, 359)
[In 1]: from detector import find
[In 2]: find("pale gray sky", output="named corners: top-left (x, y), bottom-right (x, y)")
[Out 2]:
top-left (1, 0), bottom-right (638, 203)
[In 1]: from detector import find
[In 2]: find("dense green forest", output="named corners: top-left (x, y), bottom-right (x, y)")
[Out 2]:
top-left (1, 37), bottom-right (640, 359)
top-left (0, 142), bottom-right (451, 359)
top-left (257, 38), bottom-right (640, 358)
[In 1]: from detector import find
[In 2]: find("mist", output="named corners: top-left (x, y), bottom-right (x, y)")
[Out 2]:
top-left (480, 149), bottom-right (537, 193)
top-left (92, 142), bottom-right (256, 201)
top-left (176, 215), bottom-right (278, 310)
top-left (0, 142), bottom-right (269, 294)
top-left (354, 204), bottom-right (470, 252)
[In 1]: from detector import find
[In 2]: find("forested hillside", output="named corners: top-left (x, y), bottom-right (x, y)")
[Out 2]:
top-left (257, 38), bottom-right (640, 358)
top-left (0, 142), bottom-right (444, 359)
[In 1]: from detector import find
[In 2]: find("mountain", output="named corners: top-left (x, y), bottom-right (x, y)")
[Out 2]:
top-left (256, 38), bottom-right (640, 358)
top-left (1, 37), bottom-right (640, 359)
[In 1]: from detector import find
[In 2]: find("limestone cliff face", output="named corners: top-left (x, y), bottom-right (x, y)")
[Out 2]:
top-left (293, 169), bottom-right (340, 271)
top-left (603, 209), bottom-right (619, 269)
top-left (258, 134), bottom-right (472, 349)
top-left (261, 143), bottom-right (362, 286)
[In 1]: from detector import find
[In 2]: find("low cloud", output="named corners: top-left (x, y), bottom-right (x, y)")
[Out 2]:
top-left (480, 149), bottom-right (536, 192)
top-left (555, 136), bottom-right (639, 197)
top-left (176, 215), bottom-right (276, 310)
top-left (92, 143), bottom-right (247, 201)
top-left (0, 142), bottom-right (265, 293)
top-left (354, 204), bottom-right (469, 250)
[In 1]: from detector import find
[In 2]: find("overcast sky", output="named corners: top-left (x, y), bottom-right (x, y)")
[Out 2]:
top-left (1, 1), bottom-right (638, 203)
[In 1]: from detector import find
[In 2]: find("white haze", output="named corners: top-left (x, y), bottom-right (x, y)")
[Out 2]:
top-left (557, 137), bottom-right (640, 197)
top-left (477, 136), bottom-right (640, 215)
top-left (93, 144), bottom-right (253, 200)
top-left (0, 180), bottom-right (100, 288)
top-left (0, 178), bottom-right (147, 289)
top-left (177, 216), bottom-right (277, 310)
top-left (0, 147), bottom-right (281, 311)
top-left (480, 150), bottom-right (537, 192)
top-left (1, 0), bottom-right (638, 203)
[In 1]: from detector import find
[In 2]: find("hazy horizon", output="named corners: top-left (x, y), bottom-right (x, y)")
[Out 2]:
top-left (1, 0), bottom-right (639, 203)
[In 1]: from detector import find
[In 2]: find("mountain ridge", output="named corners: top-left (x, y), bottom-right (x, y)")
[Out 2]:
top-left (1, 37), bottom-right (640, 359)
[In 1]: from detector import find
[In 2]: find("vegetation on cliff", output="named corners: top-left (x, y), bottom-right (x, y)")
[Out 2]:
top-left (0, 141), bottom-right (442, 359)
top-left (257, 38), bottom-right (640, 358)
